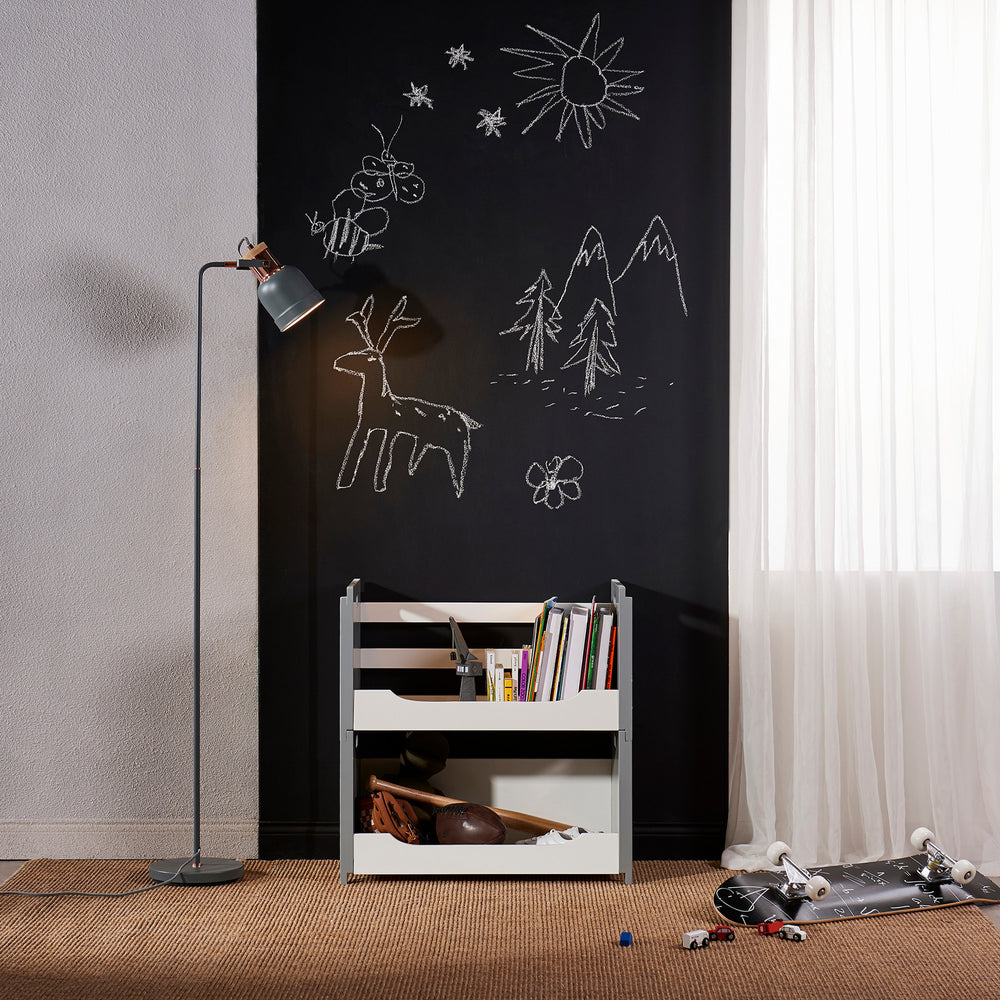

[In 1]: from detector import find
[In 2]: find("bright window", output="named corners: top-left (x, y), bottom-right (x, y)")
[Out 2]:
top-left (759, 0), bottom-right (1000, 570)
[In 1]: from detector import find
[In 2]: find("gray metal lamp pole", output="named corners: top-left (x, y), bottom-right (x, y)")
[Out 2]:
top-left (149, 241), bottom-right (324, 885)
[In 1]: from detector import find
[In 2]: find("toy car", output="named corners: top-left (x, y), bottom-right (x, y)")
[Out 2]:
top-left (682, 929), bottom-right (710, 950)
top-left (777, 924), bottom-right (806, 942)
top-left (709, 925), bottom-right (735, 941)
top-left (757, 920), bottom-right (784, 935)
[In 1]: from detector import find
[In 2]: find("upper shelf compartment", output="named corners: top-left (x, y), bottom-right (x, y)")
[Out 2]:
top-left (340, 579), bottom-right (633, 738)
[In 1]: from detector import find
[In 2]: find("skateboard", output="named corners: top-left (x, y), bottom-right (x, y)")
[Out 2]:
top-left (714, 828), bottom-right (1000, 925)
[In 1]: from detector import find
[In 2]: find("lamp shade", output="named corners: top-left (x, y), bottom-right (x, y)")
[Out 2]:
top-left (257, 265), bottom-right (325, 331)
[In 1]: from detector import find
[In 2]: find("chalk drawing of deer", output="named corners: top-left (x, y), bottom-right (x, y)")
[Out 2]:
top-left (334, 294), bottom-right (482, 498)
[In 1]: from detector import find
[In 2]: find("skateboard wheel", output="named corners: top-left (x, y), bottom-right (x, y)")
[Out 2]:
top-left (805, 875), bottom-right (831, 901)
top-left (951, 861), bottom-right (976, 884)
top-left (910, 827), bottom-right (935, 851)
top-left (767, 841), bottom-right (791, 866)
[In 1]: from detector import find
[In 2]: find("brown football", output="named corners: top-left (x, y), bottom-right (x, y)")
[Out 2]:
top-left (433, 802), bottom-right (506, 845)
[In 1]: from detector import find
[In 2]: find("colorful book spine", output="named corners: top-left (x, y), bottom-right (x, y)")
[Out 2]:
top-left (593, 608), bottom-right (615, 690)
top-left (551, 613), bottom-right (570, 700)
top-left (535, 606), bottom-right (565, 701)
top-left (485, 648), bottom-right (496, 700)
top-left (583, 607), bottom-right (599, 689)
top-left (527, 598), bottom-right (555, 700)
top-left (605, 626), bottom-right (617, 689)
top-left (580, 597), bottom-right (597, 690)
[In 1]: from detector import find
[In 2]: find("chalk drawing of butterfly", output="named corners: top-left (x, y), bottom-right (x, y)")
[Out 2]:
top-left (350, 119), bottom-right (426, 205)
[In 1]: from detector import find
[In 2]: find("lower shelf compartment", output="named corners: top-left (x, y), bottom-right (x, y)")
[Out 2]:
top-left (349, 832), bottom-right (625, 878)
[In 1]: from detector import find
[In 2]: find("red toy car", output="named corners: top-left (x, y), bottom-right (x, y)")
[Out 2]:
top-left (757, 920), bottom-right (784, 935)
top-left (709, 925), bottom-right (735, 941)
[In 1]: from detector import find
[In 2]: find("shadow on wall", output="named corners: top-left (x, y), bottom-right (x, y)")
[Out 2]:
top-left (59, 249), bottom-right (187, 357)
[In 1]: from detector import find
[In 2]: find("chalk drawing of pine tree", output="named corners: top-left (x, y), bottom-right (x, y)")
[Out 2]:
top-left (500, 269), bottom-right (562, 373)
top-left (561, 298), bottom-right (620, 396)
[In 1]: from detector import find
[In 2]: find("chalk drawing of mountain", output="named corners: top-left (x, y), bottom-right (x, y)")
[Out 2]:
top-left (614, 215), bottom-right (688, 316)
top-left (556, 225), bottom-right (618, 329)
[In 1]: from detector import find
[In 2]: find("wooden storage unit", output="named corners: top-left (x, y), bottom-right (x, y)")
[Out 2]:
top-left (339, 580), bottom-right (633, 884)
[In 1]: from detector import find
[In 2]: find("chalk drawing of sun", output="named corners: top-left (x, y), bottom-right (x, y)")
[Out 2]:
top-left (501, 13), bottom-right (644, 150)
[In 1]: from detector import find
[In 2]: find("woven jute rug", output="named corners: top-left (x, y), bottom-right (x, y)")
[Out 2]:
top-left (2, 859), bottom-right (1000, 999)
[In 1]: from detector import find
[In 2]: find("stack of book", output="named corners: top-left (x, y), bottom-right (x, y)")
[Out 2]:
top-left (484, 599), bottom-right (617, 702)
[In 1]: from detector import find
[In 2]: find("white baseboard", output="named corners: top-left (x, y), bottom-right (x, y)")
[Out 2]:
top-left (0, 818), bottom-right (257, 859)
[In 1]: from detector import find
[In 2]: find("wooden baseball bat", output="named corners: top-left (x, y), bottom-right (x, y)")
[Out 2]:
top-left (365, 775), bottom-right (571, 836)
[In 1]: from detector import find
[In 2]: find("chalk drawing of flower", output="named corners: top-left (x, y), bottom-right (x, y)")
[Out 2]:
top-left (526, 455), bottom-right (584, 509)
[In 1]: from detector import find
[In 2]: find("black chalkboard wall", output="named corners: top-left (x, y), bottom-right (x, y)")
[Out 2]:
top-left (257, 0), bottom-right (731, 859)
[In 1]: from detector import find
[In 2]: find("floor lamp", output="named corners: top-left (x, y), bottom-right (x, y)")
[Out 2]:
top-left (150, 240), bottom-right (324, 885)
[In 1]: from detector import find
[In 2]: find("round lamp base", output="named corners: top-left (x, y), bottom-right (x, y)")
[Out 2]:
top-left (149, 857), bottom-right (245, 885)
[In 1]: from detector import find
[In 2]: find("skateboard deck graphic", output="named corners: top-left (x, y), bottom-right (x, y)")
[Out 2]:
top-left (715, 853), bottom-right (1000, 925)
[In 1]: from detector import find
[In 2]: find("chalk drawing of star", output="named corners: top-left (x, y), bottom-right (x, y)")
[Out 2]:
top-left (476, 107), bottom-right (506, 138)
top-left (446, 43), bottom-right (474, 70)
top-left (403, 83), bottom-right (434, 108)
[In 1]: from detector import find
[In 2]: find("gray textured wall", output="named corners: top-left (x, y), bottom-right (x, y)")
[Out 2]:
top-left (0, 2), bottom-right (258, 858)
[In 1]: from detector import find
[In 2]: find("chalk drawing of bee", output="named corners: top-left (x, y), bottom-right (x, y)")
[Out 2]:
top-left (305, 119), bottom-right (425, 262)
top-left (349, 119), bottom-right (426, 205)
top-left (305, 194), bottom-right (390, 261)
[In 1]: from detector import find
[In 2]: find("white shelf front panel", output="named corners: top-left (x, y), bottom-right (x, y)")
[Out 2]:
top-left (352, 689), bottom-right (619, 731)
top-left (352, 832), bottom-right (622, 877)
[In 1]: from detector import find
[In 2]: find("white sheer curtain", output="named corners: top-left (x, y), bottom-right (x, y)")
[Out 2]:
top-left (728, 0), bottom-right (1000, 875)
